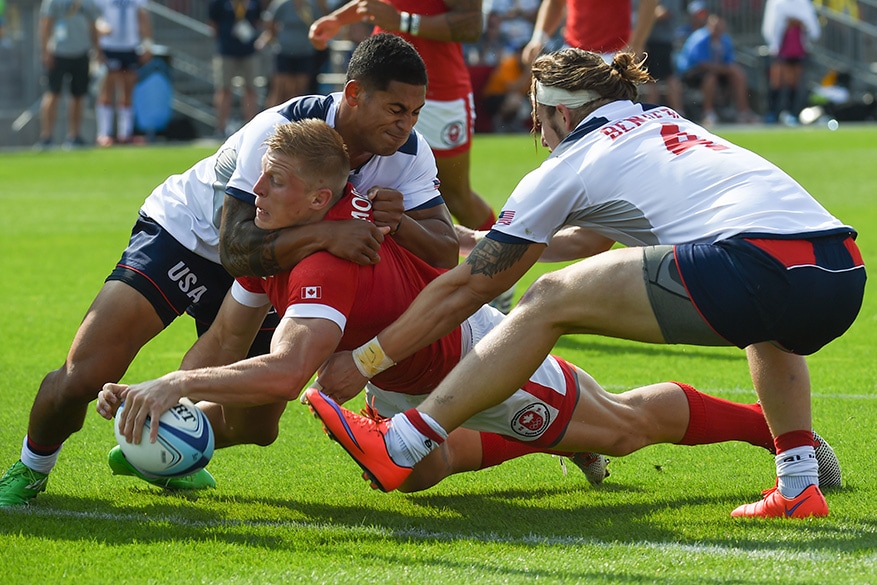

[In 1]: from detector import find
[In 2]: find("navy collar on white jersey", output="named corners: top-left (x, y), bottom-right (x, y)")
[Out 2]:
top-left (550, 101), bottom-right (662, 158)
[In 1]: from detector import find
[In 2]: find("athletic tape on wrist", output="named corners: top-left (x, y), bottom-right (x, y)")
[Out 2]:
top-left (410, 14), bottom-right (421, 36)
top-left (530, 29), bottom-right (549, 45)
top-left (399, 11), bottom-right (411, 34)
top-left (352, 336), bottom-right (396, 378)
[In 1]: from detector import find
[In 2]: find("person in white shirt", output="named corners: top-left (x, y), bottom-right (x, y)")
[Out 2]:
top-left (0, 33), bottom-right (457, 508)
top-left (94, 0), bottom-right (153, 145)
top-left (309, 47), bottom-right (866, 520)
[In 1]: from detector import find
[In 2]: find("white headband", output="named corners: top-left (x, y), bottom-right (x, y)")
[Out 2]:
top-left (535, 81), bottom-right (602, 108)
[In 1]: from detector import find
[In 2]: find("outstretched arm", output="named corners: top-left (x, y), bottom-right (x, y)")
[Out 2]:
top-left (101, 313), bottom-right (343, 444)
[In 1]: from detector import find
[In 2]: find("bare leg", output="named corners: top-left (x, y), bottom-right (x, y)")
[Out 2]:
top-left (746, 342), bottom-right (811, 439)
top-left (214, 87), bottom-right (232, 136)
top-left (68, 95), bottom-right (84, 140)
top-left (39, 92), bottom-right (60, 141)
top-left (197, 401), bottom-right (288, 449)
top-left (418, 247), bottom-right (662, 432)
top-left (434, 151), bottom-right (494, 230)
top-left (27, 281), bottom-right (166, 447)
top-left (399, 427), bottom-right (483, 492)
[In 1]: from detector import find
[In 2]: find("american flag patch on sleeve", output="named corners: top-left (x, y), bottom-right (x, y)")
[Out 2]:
top-left (496, 210), bottom-right (515, 225)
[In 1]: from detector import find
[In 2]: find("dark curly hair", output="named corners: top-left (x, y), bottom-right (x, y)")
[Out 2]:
top-left (346, 32), bottom-right (429, 92)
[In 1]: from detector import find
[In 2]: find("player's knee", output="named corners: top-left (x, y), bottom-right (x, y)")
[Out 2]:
top-left (242, 424), bottom-right (279, 447)
top-left (42, 366), bottom-right (109, 404)
top-left (518, 273), bottom-right (574, 317)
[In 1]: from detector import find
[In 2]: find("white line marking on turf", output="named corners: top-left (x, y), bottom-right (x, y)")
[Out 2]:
top-left (8, 506), bottom-right (875, 562)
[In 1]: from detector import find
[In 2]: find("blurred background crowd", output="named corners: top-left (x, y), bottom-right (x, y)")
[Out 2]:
top-left (0, 0), bottom-right (874, 149)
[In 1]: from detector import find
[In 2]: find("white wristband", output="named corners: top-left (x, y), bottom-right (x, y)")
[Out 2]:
top-left (352, 336), bottom-right (396, 379)
top-left (399, 11), bottom-right (411, 34)
top-left (410, 14), bottom-right (422, 36)
top-left (530, 29), bottom-right (549, 45)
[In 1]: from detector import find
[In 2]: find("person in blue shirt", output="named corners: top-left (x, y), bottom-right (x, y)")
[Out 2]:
top-left (676, 14), bottom-right (756, 126)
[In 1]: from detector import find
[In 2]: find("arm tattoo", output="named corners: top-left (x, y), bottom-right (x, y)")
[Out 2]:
top-left (220, 197), bottom-right (283, 277)
top-left (465, 238), bottom-right (529, 277)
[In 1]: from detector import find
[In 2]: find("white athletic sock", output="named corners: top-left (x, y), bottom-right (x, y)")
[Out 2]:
top-left (117, 107), bottom-right (133, 140)
top-left (96, 104), bottom-right (114, 138)
top-left (20, 436), bottom-right (62, 474)
top-left (776, 446), bottom-right (819, 498)
top-left (385, 411), bottom-right (447, 467)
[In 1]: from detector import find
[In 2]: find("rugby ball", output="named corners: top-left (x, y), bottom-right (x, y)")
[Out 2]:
top-left (114, 401), bottom-right (214, 478)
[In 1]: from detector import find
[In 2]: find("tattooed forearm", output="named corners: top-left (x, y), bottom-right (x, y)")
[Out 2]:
top-left (219, 196), bottom-right (283, 277)
top-left (221, 223), bottom-right (283, 277)
top-left (466, 238), bottom-right (529, 277)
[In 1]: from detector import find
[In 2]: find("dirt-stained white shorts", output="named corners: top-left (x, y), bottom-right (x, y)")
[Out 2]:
top-left (414, 95), bottom-right (475, 157)
top-left (365, 305), bottom-right (580, 447)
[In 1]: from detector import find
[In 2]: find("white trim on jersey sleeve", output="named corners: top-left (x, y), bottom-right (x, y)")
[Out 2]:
top-left (231, 281), bottom-right (271, 308)
top-left (283, 303), bottom-right (347, 333)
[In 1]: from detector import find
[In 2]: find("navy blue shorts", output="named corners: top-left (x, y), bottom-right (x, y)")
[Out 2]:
top-left (674, 232), bottom-right (866, 355)
top-left (103, 49), bottom-right (141, 73)
top-left (107, 214), bottom-right (277, 356)
top-left (274, 53), bottom-right (315, 75)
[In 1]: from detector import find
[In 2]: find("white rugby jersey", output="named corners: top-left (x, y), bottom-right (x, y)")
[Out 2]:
top-left (140, 94), bottom-right (442, 263)
top-left (492, 101), bottom-right (848, 246)
top-left (95, 0), bottom-right (148, 52)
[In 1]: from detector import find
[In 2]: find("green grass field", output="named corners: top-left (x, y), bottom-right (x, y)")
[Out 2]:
top-left (1, 125), bottom-right (876, 584)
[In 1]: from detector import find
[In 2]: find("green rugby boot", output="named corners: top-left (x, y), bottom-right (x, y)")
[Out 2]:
top-left (107, 446), bottom-right (216, 490)
top-left (0, 460), bottom-right (49, 507)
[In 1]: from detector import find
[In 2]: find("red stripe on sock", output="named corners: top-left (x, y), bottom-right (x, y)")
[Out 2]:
top-left (478, 432), bottom-right (543, 469)
top-left (675, 382), bottom-right (774, 451)
top-left (774, 429), bottom-right (816, 454)
top-left (404, 409), bottom-right (446, 445)
top-left (26, 437), bottom-right (62, 456)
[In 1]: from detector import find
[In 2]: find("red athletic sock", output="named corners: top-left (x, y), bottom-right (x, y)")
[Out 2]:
top-left (774, 429), bottom-right (816, 454)
top-left (478, 432), bottom-right (546, 469)
top-left (675, 382), bottom-right (774, 451)
top-left (476, 210), bottom-right (497, 232)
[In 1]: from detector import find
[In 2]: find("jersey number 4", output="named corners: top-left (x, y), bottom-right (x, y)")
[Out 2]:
top-left (660, 124), bottom-right (728, 155)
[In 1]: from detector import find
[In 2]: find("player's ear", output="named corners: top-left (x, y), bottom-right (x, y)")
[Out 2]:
top-left (343, 79), bottom-right (363, 106)
top-left (310, 187), bottom-right (334, 210)
top-left (557, 104), bottom-right (576, 132)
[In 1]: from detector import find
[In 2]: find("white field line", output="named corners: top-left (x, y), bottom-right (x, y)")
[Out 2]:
top-left (7, 506), bottom-right (876, 563)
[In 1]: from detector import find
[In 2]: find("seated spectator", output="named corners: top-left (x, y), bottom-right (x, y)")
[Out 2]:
top-left (676, 14), bottom-right (758, 125)
top-left (677, 0), bottom-right (709, 42)
top-left (481, 46), bottom-right (531, 133)
top-left (490, 0), bottom-right (540, 52)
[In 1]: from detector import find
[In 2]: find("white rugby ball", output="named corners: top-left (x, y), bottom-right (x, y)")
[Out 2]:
top-left (114, 401), bottom-right (214, 478)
